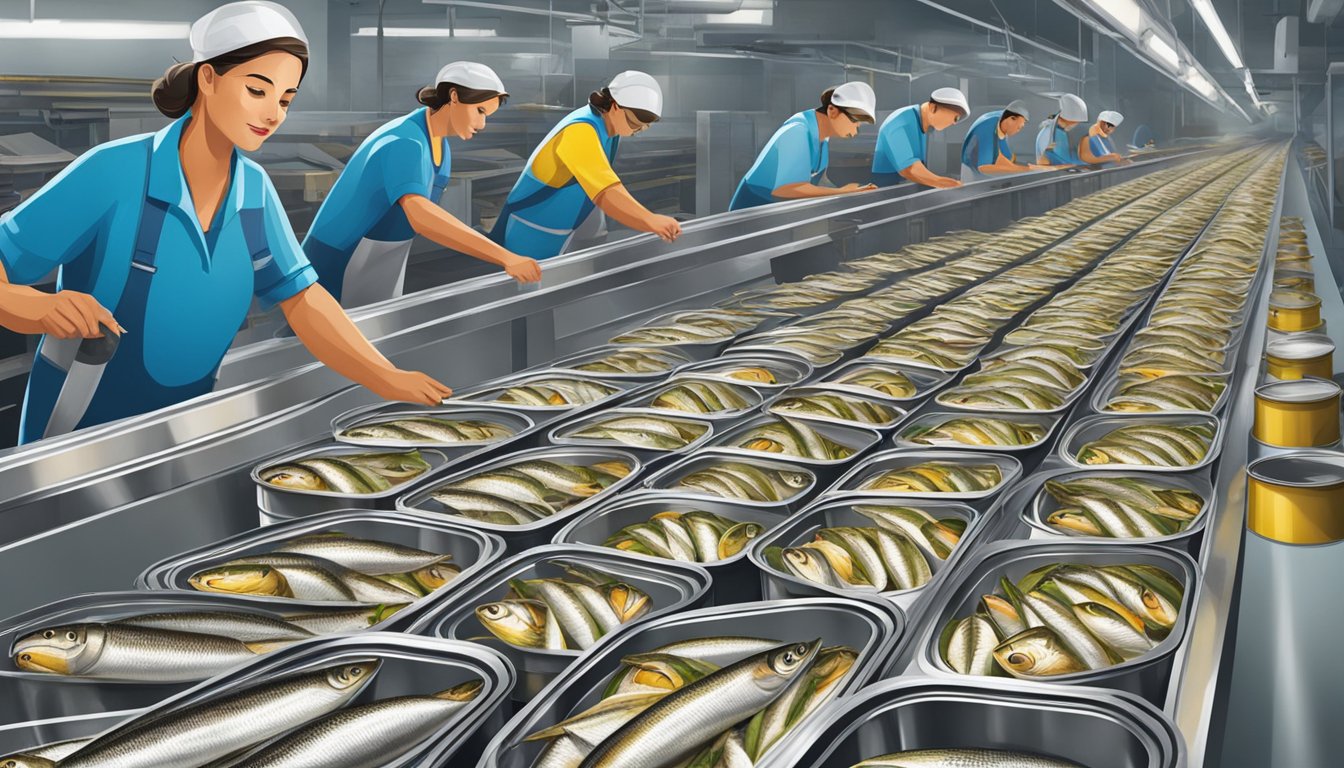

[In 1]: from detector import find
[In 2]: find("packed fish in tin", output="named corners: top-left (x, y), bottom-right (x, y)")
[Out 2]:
top-left (476, 561), bottom-right (652, 651)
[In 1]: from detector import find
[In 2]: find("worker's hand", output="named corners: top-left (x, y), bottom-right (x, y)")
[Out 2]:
top-left (9, 290), bottom-right (125, 340)
top-left (503, 255), bottom-right (542, 284)
top-left (370, 368), bottom-right (453, 406)
top-left (1027, 163), bottom-right (1055, 171)
top-left (840, 183), bottom-right (878, 194)
top-left (933, 177), bottom-right (962, 189)
top-left (648, 214), bottom-right (682, 242)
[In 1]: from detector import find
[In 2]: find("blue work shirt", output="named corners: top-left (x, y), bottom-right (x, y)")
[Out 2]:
top-left (1086, 130), bottom-right (1119, 161)
top-left (729, 110), bottom-right (829, 211)
top-left (960, 110), bottom-right (1015, 179)
top-left (304, 107), bottom-right (448, 295)
top-left (1035, 119), bottom-right (1080, 166)
top-left (872, 104), bottom-right (927, 187)
top-left (0, 113), bottom-right (317, 441)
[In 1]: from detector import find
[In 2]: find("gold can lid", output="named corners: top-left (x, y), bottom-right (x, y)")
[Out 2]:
top-left (1249, 451), bottom-right (1344, 488)
top-left (1256, 378), bottom-right (1341, 404)
top-left (1266, 334), bottom-right (1335, 360)
top-left (1269, 289), bottom-right (1322, 310)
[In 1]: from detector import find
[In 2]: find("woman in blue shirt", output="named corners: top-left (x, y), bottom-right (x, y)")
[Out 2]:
top-left (1035, 94), bottom-right (1088, 167)
top-left (729, 82), bottom-right (878, 211)
top-left (304, 61), bottom-right (540, 309)
top-left (0, 1), bottom-right (450, 444)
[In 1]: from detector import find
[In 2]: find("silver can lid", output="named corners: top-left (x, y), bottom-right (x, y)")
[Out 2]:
top-left (1269, 289), bottom-right (1322, 310)
top-left (1256, 378), bottom-right (1341, 404)
top-left (1249, 451), bottom-right (1344, 488)
top-left (1266, 334), bottom-right (1335, 361)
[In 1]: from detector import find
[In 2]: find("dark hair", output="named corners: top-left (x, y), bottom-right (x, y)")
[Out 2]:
top-left (589, 87), bottom-right (658, 124)
top-left (816, 87), bottom-right (874, 124)
top-left (417, 82), bottom-right (508, 110)
top-left (1001, 110), bottom-right (1025, 122)
top-left (1099, 120), bottom-right (1115, 129)
top-left (152, 37), bottom-right (309, 118)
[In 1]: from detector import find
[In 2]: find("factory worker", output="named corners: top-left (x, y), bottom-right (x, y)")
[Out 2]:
top-left (729, 82), bottom-right (878, 211)
top-left (0, 1), bottom-right (450, 444)
top-left (1080, 110), bottom-right (1130, 166)
top-left (490, 71), bottom-right (681, 260)
top-left (305, 62), bottom-right (540, 309)
top-left (1035, 94), bottom-right (1088, 167)
top-left (871, 86), bottom-right (968, 189)
top-left (959, 99), bottom-right (1050, 181)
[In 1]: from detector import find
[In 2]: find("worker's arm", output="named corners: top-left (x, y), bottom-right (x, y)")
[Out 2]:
top-left (281, 284), bottom-right (452, 406)
top-left (772, 181), bottom-right (877, 199)
top-left (979, 154), bottom-right (1052, 175)
top-left (1078, 137), bottom-right (1126, 165)
top-left (898, 161), bottom-right (961, 189)
top-left (593, 183), bottom-right (682, 242)
top-left (400, 195), bottom-right (540, 283)
top-left (0, 261), bottom-right (121, 339)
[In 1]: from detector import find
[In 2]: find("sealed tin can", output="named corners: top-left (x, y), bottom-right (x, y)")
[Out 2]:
top-left (1265, 334), bottom-right (1334, 380)
top-left (1253, 379), bottom-right (1341, 448)
top-left (1267, 289), bottom-right (1323, 332)
top-left (1247, 452), bottom-right (1344, 545)
top-left (762, 678), bottom-right (1186, 768)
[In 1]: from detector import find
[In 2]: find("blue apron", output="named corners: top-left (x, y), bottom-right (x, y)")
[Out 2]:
top-left (489, 107), bottom-right (619, 261)
top-left (21, 147), bottom-right (269, 444)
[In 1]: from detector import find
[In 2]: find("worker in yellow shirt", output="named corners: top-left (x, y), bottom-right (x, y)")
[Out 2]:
top-left (489, 71), bottom-right (681, 260)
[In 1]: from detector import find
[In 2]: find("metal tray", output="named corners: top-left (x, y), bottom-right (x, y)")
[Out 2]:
top-left (892, 411), bottom-right (1064, 458)
top-left (672, 353), bottom-right (815, 393)
top-left (1058, 414), bottom-right (1224, 472)
top-left (708, 414), bottom-right (883, 474)
top-left (15, 633), bottom-right (514, 767)
top-left (1009, 468), bottom-right (1215, 559)
top-left (546, 408), bottom-right (716, 461)
top-left (136, 509), bottom-right (504, 618)
top-left (729, 337), bottom-right (852, 369)
top-left (407, 545), bottom-right (710, 703)
top-left (934, 369), bottom-right (1093, 416)
top-left (641, 449), bottom-right (819, 512)
top-left (447, 370), bottom-right (637, 417)
top-left (761, 677), bottom-right (1185, 768)
top-left (818, 359), bottom-right (955, 407)
top-left (396, 447), bottom-right (644, 552)
top-left (553, 490), bottom-right (794, 604)
top-left (606, 309), bottom-right (790, 359)
top-left (826, 449), bottom-right (1023, 503)
top-left (476, 597), bottom-right (906, 768)
top-left (1089, 372), bottom-right (1235, 417)
top-left (766, 385), bottom-right (908, 431)
top-left (622, 374), bottom-right (767, 422)
top-left (329, 404), bottom-right (535, 450)
top-left (0, 591), bottom-right (429, 724)
top-left (915, 540), bottom-right (1199, 705)
top-left (0, 710), bottom-right (145, 763)
top-left (545, 345), bottom-right (692, 381)
top-left (749, 495), bottom-right (986, 614)
top-left (252, 442), bottom-right (452, 522)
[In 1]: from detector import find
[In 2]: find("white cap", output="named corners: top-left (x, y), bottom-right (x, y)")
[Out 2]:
top-left (830, 81), bottom-right (877, 121)
top-left (1059, 93), bottom-right (1088, 122)
top-left (608, 71), bottom-right (663, 117)
top-left (190, 1), bottom-right (307, 63)
top-left (434, 61), bottom-right (508, 96)
top-left (930, 87), bottom-right (969, 114)
top-left (1098, 110), bottom-right (1124, 126)
top-left (1003, 99), bottom-right (1030, 121)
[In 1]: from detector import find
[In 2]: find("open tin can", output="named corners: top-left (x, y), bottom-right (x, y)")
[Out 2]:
top-left (1247, 451), bottom-right (1344, 545)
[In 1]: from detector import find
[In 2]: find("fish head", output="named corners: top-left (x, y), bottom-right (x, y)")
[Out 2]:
top-left (12, 624), bottom-right (104, 676)
top-left (728, 368), bottom-right (776, 384)
top-left (781, 547), bottom-right (831, 583)
top-left (603, 583), bottom-right (651, 623)
top-left (437, 678), bottom-right (485, 702)
top-left (759, 639), bottom-right (822, 690)
top-left (188, 564), bottom-right (288, 596)
top-left (475, 601), bottom-right (546, 646)
top-left (1, 757), bottom-right (58, 768)
top-left (991, 627), bottom-right (1081, 677)
top-left (778, 471), bottom-right (811, 489)
top-left (328, 659), bottom-right (381, 691)
top-left (718, 522), bottom-right (763, 559)
top-left (260, 464), bottom-right (325, 491)
top-left (410, 562), bottom-right (458, 592)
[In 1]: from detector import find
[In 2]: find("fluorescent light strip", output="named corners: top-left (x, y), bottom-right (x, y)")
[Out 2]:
top-left (1142, 30), bottom-right (1181, 70)
top-left (0, 18), bottom-right (189, 40)
top-left (1190, 0), bottom-right (1243, 69)
top-left (1088, 0), bottom-right (1144, 35)
top-left (353, 26), bottom-right (497, 38)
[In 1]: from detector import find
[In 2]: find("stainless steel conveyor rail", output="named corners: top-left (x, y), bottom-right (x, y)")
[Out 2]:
top-left (0, 149), bottom-right (1221, 580)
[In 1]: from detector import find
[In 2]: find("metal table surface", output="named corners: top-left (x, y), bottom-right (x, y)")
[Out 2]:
top-left (0, 148), bottom-right (1218, 620)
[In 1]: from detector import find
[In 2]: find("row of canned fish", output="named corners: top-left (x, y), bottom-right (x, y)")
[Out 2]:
top-left (0, 148), bottom-right (1283, 767)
